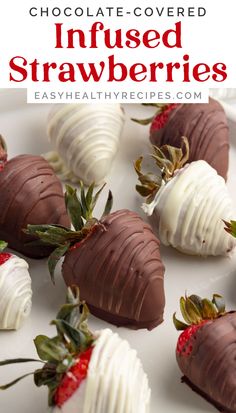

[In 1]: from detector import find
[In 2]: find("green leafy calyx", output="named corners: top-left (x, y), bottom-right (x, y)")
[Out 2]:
top-left (131, 103), bottom-right (172, 125)
top-left (173, 293), bottom-right (226, 331)
top-left (0, 286), bottom-right (94, 406)
top-left (25, 182), bottom-right (113, 281)
top-left (0, 240), bottom-right (7, 252)
top-left (134, 136), bottom-right (189, 203)
top-left (0, 135), bottom-right (7, 169)
top-left (223, 220), bottom-right (236, 238)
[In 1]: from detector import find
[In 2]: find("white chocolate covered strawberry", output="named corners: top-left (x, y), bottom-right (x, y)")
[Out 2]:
top-left (0, 241), bottom-right (32, 330)
top-left (0, 287), bottom-right (150, 413)
top-left (45, 104), bottom-right (125, 185)
top-left (52, 328), bottom-right (150, 413)
top-left (135, 138), bottom-right (236, 256)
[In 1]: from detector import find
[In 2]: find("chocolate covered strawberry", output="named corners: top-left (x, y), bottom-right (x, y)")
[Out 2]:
top-left (0, 136), bottom-right (70, 258)
top-left (135, 137), bottom-right (235, 256)
top-left (0, 286), bottom-right (150, 413)
top-left (45, 104), bottom-right (125, 186)
top-left (0, 240), bottom-right (32, 330)
top-left (26, 183), bottom-right (165, 330)
top-left (173, 293), bottom-right (236, 412)
top-left (132, 99), bottom-right (229, 179)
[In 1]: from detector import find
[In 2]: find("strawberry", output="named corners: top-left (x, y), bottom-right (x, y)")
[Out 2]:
top-left (0, 251), bottom-right (11, 265)
top-left (54, 346), bottom-right (93, 407)
top-left (46, 104), bottom-right (125, 186)
top-left (133, 99), bottom-right (229, 180)
top-left (0, 287), bottom-right (151, 412)
top-left (132, 103), bottom-right (178, 132)
top-left (0, 240), bottom-right (11, 265)
top-left (0, 136), bottom-right (70, 258)
top-left (134, 137), bottom-right (235, 256)
top-left (176, 324), bottom-right (204, 356)
top-left (173, 293), bottom-right (236, 412)
top-left (0, 240), bottom-right (32, 330)
top-left (25, 183), bottom-right (165, 330)
top-left (150, 104), bottom-right (178, 132)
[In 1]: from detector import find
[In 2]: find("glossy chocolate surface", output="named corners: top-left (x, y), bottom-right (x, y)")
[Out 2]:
top-left (63, 209), bottom-right (165, 330)
top-left (0, 155), bottom-right (70, 258)
top-left (151, 99), bottom-right (229, 180)
top-left (177, 312), bottom-right (236, 412)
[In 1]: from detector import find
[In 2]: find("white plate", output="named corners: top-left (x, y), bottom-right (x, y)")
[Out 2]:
top-left (0, 91), bottom-right (236, 413)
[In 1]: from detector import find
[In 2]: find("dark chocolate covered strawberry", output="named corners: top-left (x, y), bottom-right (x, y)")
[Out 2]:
top-left (0, 136), bottom-right (70, 258)
top-left (132, 99), bottom-right (229, 179)
top-left (26, 183), bottom-right (165, 330)
top-left (0, 287), bottom-right (151, 412)
top-left (174, 293), bottom-right (236, 412)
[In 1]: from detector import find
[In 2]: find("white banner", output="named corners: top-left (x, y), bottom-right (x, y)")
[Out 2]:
top-left (0, 0), bottom-right (235, 102)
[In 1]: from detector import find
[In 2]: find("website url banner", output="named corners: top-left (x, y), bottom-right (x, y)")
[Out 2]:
top-left (27, 88), bottom-right (209, 103)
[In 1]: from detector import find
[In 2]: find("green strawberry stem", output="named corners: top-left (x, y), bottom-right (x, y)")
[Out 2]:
top-left (173, 293), bottom-right (226, 331)
top-left (0, 240), bottom-right (7, 252)
top-left (0, 358), bottom-right (42, 366)
top-left (131, 104), bottom-right (170, 125)
top-left (0, 135), bottom-right (7, 168)
top-left (223, 220), bottom-right (236, 238)
top-left (0, 286), bottom-right (95, 406)
top-left (134, 136), bottom-right (189, 203)
top-left (24, 182), bottom-right (113, 282)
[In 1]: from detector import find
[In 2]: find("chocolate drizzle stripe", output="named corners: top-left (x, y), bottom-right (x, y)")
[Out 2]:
top-left (0, 155), bottom-right (70, 258)
top-left (21, 194), bottom-right (66, 237)
top-left (194, 110), bottom-right (215, 155)
top-left (93, 224), bottom-right (142, 313)
top-left (197, 115), bottom-right (225, 162)
top-left (0, 161), bottom-right (53, 224)
top-left (177, 313), bottom-right (236, 411)
top-left (62, 209), bottom-right (165, 329)
top-left (151, 98), bottom-right (229, 180)
top-left (13, 176), bottom-right (62, 234)
top-left (1, 156), bottom-right (52, 190)
top-left (134, 273), bottom-right (162, 320)
top-left (203, 124), bottom-right (229, 164)
top-left (117, 240), bottom-right (152, 309)
top-left (0, 162), bottom-right (38, 224)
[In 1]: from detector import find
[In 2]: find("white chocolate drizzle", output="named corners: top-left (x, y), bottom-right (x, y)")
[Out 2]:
top-left (45, 104), bottom-right (125, 185)
top-left (52, 329), bottom-right (150, 413)
top-left (0, 255), bottom-right (32, 330)
top-left (144, 161), bottom-right (236, 256)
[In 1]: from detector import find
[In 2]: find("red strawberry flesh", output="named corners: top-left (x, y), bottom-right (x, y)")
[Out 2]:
top-left (54, 346), bottom-right (93, 407)
top-left (177, 321), bottom-right (209, 356)
top-left (0, 252), bottom-right (12, 266)
top-left (150, 103), bottom-right (178, 133)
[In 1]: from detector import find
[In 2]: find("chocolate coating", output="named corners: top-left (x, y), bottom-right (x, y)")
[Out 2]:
top-left (62, 209), bottom-right (165, 330)
top-left (151, 98), bottom-right (229, 180)
top-left (0, 155), bottom-right (70, 258)
top-left (177, 313), bottom-right (236, 412)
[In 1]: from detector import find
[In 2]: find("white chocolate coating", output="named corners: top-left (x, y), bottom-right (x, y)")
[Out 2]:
top-left (52, 329), bottom-right (150, 413)
top-left (143, 161), bottom-right (236, 256)
top-left (0, 255), bottom-right (32, 330)
top-left (46, 104), bottom-right (125, 185)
